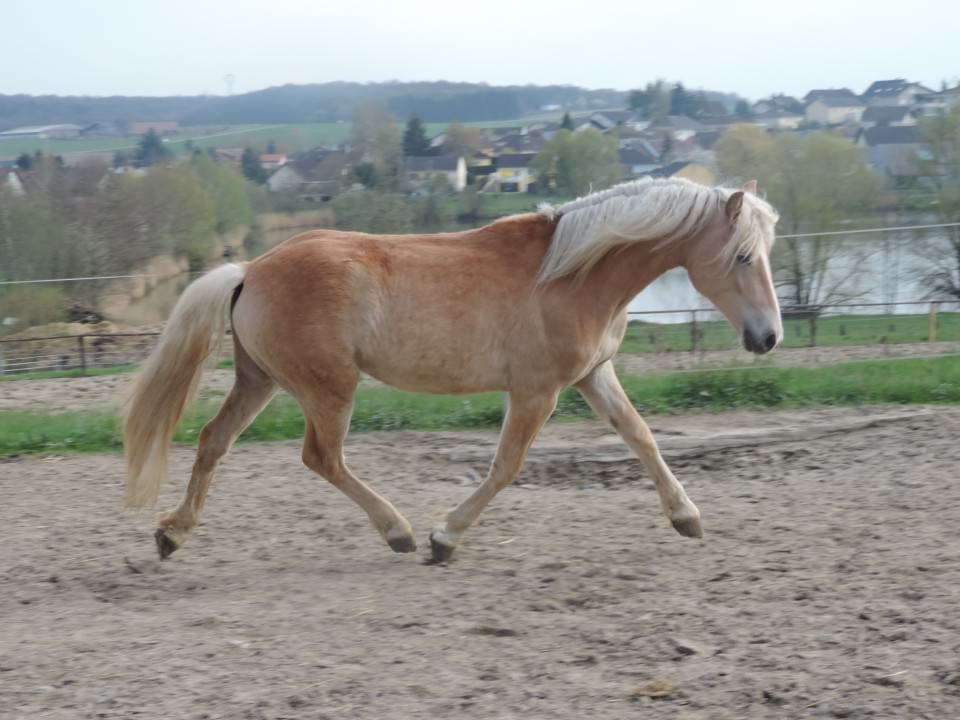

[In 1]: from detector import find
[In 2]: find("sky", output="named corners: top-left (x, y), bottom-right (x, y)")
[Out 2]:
top-left (5, 0), bottom-right (958, 101)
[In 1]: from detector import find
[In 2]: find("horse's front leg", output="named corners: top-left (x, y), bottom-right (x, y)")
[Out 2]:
top-left (429, 391), bottom-right (558, 562)
top-left (575, 361), bottom-right (702, 538)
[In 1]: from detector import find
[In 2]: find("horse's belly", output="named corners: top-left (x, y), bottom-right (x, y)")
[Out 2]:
top-left (360, 356), bottom-right (507, 395)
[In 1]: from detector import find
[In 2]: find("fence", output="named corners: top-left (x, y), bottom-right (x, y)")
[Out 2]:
top-left (2, 301), bottom-right (959, 376)
top-left (623, 300), bottom-right (959, 354)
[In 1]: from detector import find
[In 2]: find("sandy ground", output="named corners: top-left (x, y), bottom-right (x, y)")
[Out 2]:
top-left (2, 406), bottom-right (959, 718)
top-left (3, 341), bottom-right (960, 415)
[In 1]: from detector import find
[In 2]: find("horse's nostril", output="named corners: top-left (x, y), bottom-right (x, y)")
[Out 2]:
top-left (763, 332), bottom-right (777, 351)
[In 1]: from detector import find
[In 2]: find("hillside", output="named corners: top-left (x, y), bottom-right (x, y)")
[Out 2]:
top-left (0, 80), bottom-right (680, 128)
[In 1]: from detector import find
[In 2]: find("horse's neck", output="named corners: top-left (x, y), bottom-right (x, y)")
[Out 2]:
top-left (575, 239), bottom-right (685, 316)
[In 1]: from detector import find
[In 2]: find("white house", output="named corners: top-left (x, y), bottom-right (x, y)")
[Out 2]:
top-left (862, 79), bottom-right (936, 107)
top-left (403, 156), bottom-right (467, 192)
top-left (806, 97), bottom-right (865, 125)
top-left (752, 110), bottom-right (804, 130)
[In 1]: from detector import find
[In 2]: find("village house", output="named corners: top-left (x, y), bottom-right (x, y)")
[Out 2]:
top-left (618, 146), bottom-right (660, 179)
top-left (752, 109), bottom-right (804, 130)
top-left (266, 149), bottom-right (348, 201)
top-left (861, 106), bottom-right (917, 129)
top-left (856, 126), bottom-right (924, 186)
top-left (861, 79), bottom-right (935, 107)
top-left (259, 154), bottom-right (288, 171)
top-left (646, 160), bottom-right (715, 186)
top-left (403, 156), bottom-right (467, 192)
top-left (805, 96), bottom-right (865, 125)
top-left (484, 153), bottom-right (537, 193)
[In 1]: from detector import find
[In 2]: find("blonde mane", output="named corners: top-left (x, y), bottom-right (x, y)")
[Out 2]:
top-left (536, 177), bottom-right (778, 283)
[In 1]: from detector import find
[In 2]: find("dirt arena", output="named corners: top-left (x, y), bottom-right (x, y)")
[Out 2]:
top-left (2, 405), bottom-right (959, 718)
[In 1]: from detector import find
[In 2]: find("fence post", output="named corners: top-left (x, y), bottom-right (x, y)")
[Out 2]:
top-left (76, 335), bottom-right (87, 375)
top-left (928, 302), bottom-right (938, 343)
top-left (808, 314), bottom-right (817, 348)
top-left (690, 310), bottom-right (700, 353)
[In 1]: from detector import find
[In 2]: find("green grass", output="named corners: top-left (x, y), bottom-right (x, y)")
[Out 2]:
top-left (623, 312), bottom-right (960, 353)
top-left (3, 356), bottom-right (960, 456)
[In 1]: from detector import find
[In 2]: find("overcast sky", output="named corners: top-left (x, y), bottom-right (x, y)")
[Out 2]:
top-left (6, 0), bottom-right (958, 101)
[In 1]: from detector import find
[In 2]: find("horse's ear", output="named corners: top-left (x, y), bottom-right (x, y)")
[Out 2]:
top-left (743, 180), bottom-right (758, 194)
top-left (725, 191), bottom-right (745, 222)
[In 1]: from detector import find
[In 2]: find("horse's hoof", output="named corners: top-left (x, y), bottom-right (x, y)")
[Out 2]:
top-left (670, 513), bottom-right (703, 539)
top-left (387, 534), bottom-right (418, 553)
top-left (154, 528), bottom-right (181, 559)
top-left (428, 533), bottom-right (456, 564)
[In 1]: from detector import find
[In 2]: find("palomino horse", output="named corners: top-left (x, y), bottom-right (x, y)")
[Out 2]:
top-left (124, 177), bottom-right (781, 562)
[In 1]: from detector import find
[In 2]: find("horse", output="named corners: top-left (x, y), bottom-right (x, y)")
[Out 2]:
top-left (123, 177), bottom-right (781, 563)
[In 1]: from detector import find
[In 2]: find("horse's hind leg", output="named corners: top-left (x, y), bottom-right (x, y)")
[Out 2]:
top-left (155, 341), bottom-right (276, 558)
top-left (575, 361), bottom-right (702, 538)
top-left (300, 389), bottom-right (416, 553)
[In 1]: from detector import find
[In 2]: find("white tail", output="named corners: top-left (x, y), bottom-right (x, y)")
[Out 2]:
top-left (123, 263), bottom-right (247, 508)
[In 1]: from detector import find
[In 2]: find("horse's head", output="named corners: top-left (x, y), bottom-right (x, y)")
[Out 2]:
top-left (685, 181), bottom-right (782, 355)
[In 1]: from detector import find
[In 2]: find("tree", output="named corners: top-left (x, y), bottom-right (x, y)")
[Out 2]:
top-left (15, 153), bottom-right (32, 170)
top-left (351, 103), bottom-right (403, 189)
top-left (402, 114), bottom-right (430, 156)
top-left (133, 129), bottom-right (172, 167)
top-left (266, 140), bottom-right (277, 154)
top-left (531, 129), bottom-right (623, 197)
top-left (669, 83), bottom-right (688, 116)
top-left (714, 123), bottom-right (772, 180)
top-left (735, 100), bottom-right (753, 120)
top-left (761, 133), bottom-right (884, 306)
top-left (240, 147), bottom-right (267, 184)
top-left (191, 153), bottom-right (254, 232)
top-left (560, 112), bottom-right (574, 131)
top-left (629, 80), bottom-right (670, 122)
top-left (914, 108), bottom-right (960, 299)
top-left (442, 122), bottom-right (482, 159)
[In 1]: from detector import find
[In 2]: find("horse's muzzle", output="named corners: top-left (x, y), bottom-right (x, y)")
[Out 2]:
top-left (743, 329), bottom-right (778, 355)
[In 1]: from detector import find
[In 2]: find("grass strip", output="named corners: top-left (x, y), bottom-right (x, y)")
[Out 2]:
top-left (2, 356), bottom-right (959, 456)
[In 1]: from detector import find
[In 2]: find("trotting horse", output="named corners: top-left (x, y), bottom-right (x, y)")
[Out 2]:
top-left (124, 177), bottom-right (781, 563)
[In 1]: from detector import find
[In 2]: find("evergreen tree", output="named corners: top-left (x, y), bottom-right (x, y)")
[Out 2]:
top-left (240, 148), bottom-right (267, 184)
top-left (266, 139), bottom-right (277, 154)
top-left (402, 114), bottom-right (430, 156)
top-left (669, 83), bottom-right (688, 116)
top-left (15, 153), bottom-right (32, 170)
top-left (560, 112), bottom-right (574, 131)
top-left (735, 100), bottom-right (753, 120)
top-left (134, 129), bottom-right (173, 167)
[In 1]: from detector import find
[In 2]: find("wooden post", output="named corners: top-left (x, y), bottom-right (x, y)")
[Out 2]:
top-left (76, 335), bottom-right (87, 375)
top-left (929, 302), bottom-right (938, 343)
top-left (690, 310), bottom-right (700, 353)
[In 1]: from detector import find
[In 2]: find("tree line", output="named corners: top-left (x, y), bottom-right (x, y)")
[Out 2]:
top-left (1, 150), bottom-right (257, 327)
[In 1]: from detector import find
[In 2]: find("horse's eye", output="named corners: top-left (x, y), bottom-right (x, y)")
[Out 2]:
top-left (736, 252), bottom-right (753, 266)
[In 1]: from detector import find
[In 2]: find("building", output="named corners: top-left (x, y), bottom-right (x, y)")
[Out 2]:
top-left (589, 110), bottom-right (641, 131)
top-left (645, 161), bottom-right (715, 186)
top-left (403, 156), bottom-right (467, 192)
top-left (618, 146), bottom-right (660, 178)
top-left (861, 106), bottom-right (917, 129)
top-left (803, 88), bottom-right (859, 104)
top-left (861, 79), bottom-right (935, 107)
top-left (856, 126), bottom-right (924, 185)
top-left (259, 154), bottom-right (288, 171)
top-left (0, 124), bottom-right (83, 140)
top-left (266, 149), bottom-right (348, 201)
top-left (805, 96), bottom-right (865, 125)
top-left (0, 168), bottom-right (26, 196)
top-left (484, 153), bottom-right (538, 193)
top-left (752, 110), bottom-right (804, 130)
top-left (914, 86), bottom-right (960, 116)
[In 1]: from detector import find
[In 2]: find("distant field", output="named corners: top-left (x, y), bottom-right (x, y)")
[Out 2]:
top-left (0, 118), bottom-right (548, 159)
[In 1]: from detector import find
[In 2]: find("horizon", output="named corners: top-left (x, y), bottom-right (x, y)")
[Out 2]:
top-left (4, 0), bottom-right (957, 102)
